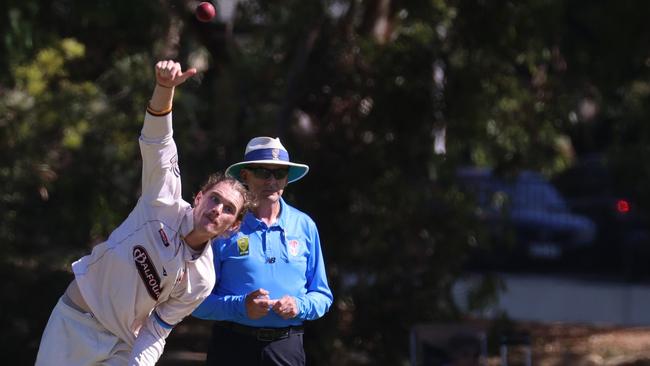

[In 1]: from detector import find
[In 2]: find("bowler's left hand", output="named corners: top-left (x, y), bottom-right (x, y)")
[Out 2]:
top-left (272, 295), bottom-right (298, 319)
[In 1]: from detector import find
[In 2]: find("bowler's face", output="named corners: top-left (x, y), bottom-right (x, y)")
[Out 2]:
top-left (241, 164), bottom-right (289, 204)
top-left (193, 181), bottom-right (244, 238)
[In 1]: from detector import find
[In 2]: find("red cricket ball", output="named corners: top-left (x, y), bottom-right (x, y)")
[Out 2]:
top-left (196, 2), bottom-right (216, 22)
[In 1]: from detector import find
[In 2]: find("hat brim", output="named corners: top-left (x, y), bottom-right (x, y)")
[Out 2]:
top-left (226, 160), bottom-right (309, 184)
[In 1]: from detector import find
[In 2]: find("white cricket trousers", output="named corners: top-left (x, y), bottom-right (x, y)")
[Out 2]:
top-left (35, 296), bottom-right (130, 366)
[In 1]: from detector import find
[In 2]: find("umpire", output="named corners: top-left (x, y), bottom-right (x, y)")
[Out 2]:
top-left (193, 136), bottom-right (333, 365)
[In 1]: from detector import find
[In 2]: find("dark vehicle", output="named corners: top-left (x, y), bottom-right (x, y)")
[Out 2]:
top-left (457, 167), bottom-right (596, 266)
top-left (552, 154), bottom-right (650, 273)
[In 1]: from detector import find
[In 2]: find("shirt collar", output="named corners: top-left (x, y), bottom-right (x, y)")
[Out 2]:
top-left (242, 198), bottom-right (287, 231)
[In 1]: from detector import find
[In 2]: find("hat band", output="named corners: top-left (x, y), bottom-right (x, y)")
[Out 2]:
top-left (244, 148), bottom-right (290, 162)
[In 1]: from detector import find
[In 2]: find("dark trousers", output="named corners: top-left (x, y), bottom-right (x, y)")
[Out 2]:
top-left (206, 322), bottom-right (306, 366)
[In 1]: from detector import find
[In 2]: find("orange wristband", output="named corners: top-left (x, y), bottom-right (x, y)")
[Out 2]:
top-left (146, 103), bottom-right (172, 116)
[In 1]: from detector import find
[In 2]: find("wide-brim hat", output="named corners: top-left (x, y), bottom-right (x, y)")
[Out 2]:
top-left (226, 136), bottom-right (309, 184)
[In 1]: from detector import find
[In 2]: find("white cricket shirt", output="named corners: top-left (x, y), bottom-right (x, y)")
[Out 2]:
top-left (71, 112), bottom-right (215, 361)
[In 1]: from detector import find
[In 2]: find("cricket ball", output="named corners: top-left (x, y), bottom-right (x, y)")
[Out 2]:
top-left (196, 2), bottom-right (216, 22)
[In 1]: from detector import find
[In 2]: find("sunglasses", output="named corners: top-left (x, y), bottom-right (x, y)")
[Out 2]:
top-left (245, 166), bottom-right (290, 180)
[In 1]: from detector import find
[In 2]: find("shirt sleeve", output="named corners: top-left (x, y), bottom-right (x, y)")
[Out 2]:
top-left (192, 241), bottom-right (247, 320)
top-left (139, 112), bottom-right (182, 206)
top-left (128, 312), bottom-right (170, 366)
top-left (192, 292), bottom-right (247, 320)
top-left (158, 250), bottom-right (216, 324)
top-left (294, 221), bottom-right (333, 321)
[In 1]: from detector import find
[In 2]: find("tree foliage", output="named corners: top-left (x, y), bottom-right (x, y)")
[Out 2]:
top-left (2, 0), bottom-right (650, 364)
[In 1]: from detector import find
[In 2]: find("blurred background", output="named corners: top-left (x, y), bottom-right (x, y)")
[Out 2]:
top-left (2, 0), bottom-right (650, 365)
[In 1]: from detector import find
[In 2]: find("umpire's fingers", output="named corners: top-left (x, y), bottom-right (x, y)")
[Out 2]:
top-left (248, 288), bottom-right (270, 299)
top-left (254, 299), bottom-right (277, 309)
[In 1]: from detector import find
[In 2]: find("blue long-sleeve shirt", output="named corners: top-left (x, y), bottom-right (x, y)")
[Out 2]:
top-left (193, 198), bottom-right (333, 327)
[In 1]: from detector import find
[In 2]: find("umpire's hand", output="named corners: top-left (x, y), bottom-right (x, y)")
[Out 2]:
top-left (245, 288), bottom-right (277, 320)
top-left (272, 295), bottom-right (298, 319)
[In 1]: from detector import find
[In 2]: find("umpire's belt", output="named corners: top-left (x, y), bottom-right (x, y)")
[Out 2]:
top-left (216, 321), bottom-right (304, 342)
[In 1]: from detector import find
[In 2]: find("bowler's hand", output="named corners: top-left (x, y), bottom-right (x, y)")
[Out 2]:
top-left (245, 288), bottom-right (277, 320)
top-left (155, 60), bottom-right (197, 88)
top-left (272, 295), bottom-right (298, 319)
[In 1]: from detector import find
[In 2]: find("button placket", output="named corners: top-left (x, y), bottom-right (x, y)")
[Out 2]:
top-left (263, 229), bottom-right (276, 264)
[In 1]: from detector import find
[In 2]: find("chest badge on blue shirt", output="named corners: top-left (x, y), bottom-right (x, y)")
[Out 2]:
top-left (237, 237), bottom-right (249, 256)
top-left (288, 239), bottom-right (300, 256)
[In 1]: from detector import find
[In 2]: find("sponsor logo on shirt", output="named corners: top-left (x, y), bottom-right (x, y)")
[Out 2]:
top-left (158, 228), bottom-right (170, 247)
top-left (237, 237), bottom-right (249, 256)
top-left (133, 245), bottom-right (162, 300)
top-left (288, 239), bottom-right (300, 256)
